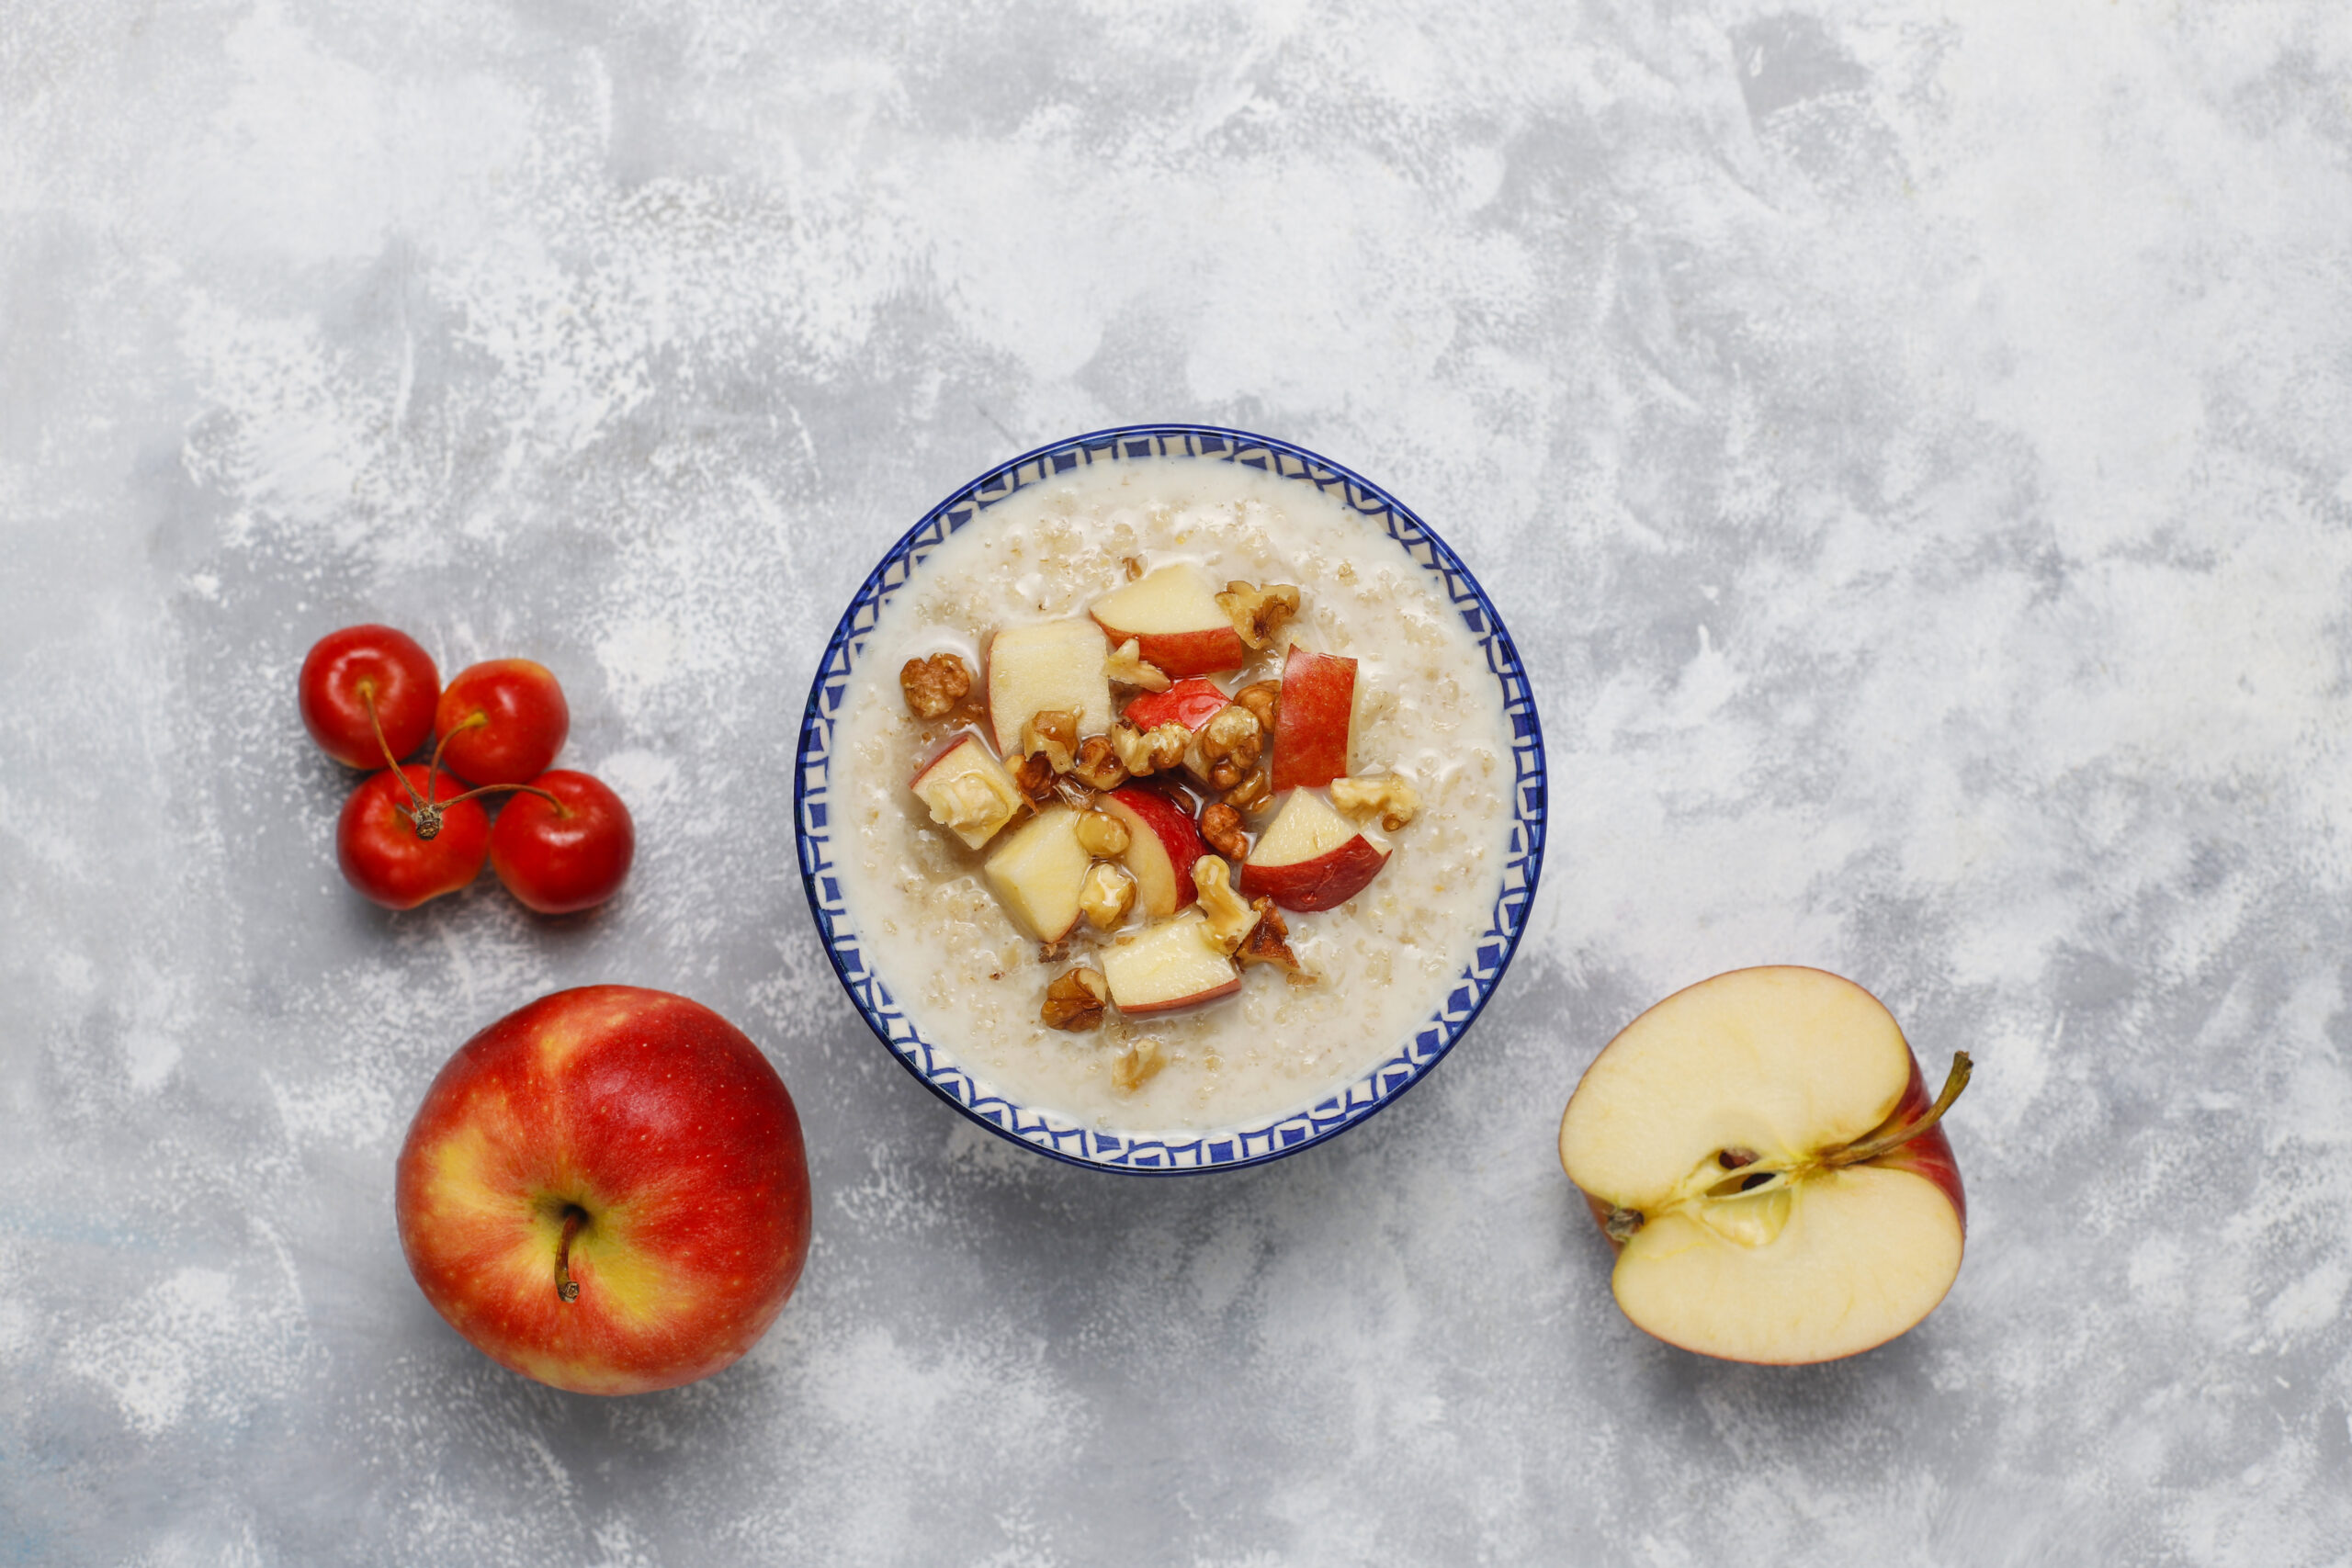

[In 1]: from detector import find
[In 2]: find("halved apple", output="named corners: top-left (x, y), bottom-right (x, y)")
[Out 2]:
top-left (1269, 645), bottom-right (1356, 793)
top-left (986, 620), bottom-right (1113, 758)
top-left (1557, 966), bottom-right (1970, 1366)
top-left (1120, 676), bottom-right (1231, 734)
top-left (908, 731), bottom-right (1021, 850)
top-left (1091, 565), bottom-right (1248, 679)
top-left (1099, 786), bottom-right (1207, 919)
top-left (1237, 787), bottom-right (1386, 911)
top-left (980, 805), bottom-right (1091, 943)
top-left (1101, 909), bottom-right (1241, 1015)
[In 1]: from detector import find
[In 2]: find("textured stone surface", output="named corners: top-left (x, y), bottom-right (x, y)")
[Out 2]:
top-left (6, 2), bottom-right (2352, 1562)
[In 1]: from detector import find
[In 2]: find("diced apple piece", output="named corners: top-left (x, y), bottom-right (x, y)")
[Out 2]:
top-left (1269, 645), bottom-right (1357, 793)
top-left (981, 805), bottom-right (1091, 943)
top-left (987, 620), bottom-right (1113, 758)
top-left (1099, 786), bottom-right (1208, 919)
top-left (1101, 910), bottom-right (1242, 1015)
top-left (1557, 967), bottom-right (1970, 1366)
top-left (909, 731), bottom-right (1022, 850)
top-left (1091, 564), bottom-right (1248, 679)
top-left (1120, 677), bottom-right (1231, 734)
top-left (1238, 788), bottom-right (1387, 911)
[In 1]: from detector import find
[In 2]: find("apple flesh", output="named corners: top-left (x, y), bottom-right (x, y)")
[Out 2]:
top-left (1269, 646), bottom-right (1357, 793)
top-left (986, 620), bottom-right (1112, 758)
top-left (1101, 909), bottom-right (1241, 1015)
top-left (1099, 785), bottom-right (1208, 919)
top-left (1120, 676), bottom-right (1231, 734)
top-left (1238, 787), bottom-right (1387, 912)
top-left (1090, 564), bottom-right (1248, 679)
top-left (1557, 966), bottom-right (1969, 1366)
top-left (982, 804), bottom-right (1091, 942)
top-left (394, 986), bottom-right (811, 1395)
top-left (910, 731), bottom-right (1022, 850)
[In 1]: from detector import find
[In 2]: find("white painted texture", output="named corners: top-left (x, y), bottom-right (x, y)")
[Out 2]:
top-left (5, 1), bottom-right (2351, 1562)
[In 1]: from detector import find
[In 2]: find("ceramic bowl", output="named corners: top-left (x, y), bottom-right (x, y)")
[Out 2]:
top-left (795, 424), bottom-right (1546, 1172)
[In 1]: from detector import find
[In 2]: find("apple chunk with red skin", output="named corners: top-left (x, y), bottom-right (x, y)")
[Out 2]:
top-left (1557, 966), bottom-right (1971, 1366)
top-left (1102, 909), bottom-right (1241, 1015)
top-left (1091, 565), bottom-right (1248, 679)
top-left (982, 804), bottom-right (1091, 942)
top-left (395, 986), bottom-right (811, 1395)
top-left (1099, 786), bottom-right (1207, 919)
top-left (1120, 676), bottom-right (1230, 733)
top-left (1238, 788), bottom-right (1387, 912)
top-left (986, 620), bottom-right (1112, 757)
top-left (1270, 646), bottom-right (1357, 793)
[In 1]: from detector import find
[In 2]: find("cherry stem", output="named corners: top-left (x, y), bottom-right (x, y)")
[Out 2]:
top-left (1826, 1052), bottom-right (1974, 1168)
top-left (361, 685), bottom-right (431, 820)
top-left (554, 1206), bottom-right (586, 1303)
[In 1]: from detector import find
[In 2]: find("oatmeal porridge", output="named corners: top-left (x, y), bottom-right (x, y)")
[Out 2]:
top-left (829, 456), bottom-right (1515, 1130)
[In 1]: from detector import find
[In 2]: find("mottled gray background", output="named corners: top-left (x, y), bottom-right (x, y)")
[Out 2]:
top-left (6, 0), bottom-right (2351, 1562)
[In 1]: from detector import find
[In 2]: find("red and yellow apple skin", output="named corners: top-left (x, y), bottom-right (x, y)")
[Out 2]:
top-left (1236, 835), bottom-right (1387, 912)
top-left (395, 987), bottom-right (811, 1396)
top-left (1269, 646), bottom-right (1356, 793)
top-left (1119, 677), bottom-right (1230, 733)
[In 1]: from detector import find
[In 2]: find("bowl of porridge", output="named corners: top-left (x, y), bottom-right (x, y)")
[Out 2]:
top-left (796, 425), bottom-right (1545, 1172)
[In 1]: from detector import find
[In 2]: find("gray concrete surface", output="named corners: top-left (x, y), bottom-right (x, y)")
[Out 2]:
top-left (6, 1), bottom-right (2351, 1562)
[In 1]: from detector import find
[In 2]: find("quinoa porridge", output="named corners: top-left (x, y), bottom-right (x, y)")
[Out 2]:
top-left (830, 456), bottom-right (1515, 1131)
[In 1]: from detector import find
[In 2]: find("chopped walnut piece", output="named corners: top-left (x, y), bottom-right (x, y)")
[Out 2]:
top-left (1191, 855), bottom-right (1261, 955)
top-left (1233, 680), bottom-right (1280, 729)
top-left (1080, 861), bottom-right (1136, 931)
top-left (1010, 750), bottom-right (1057, 808)
top-left (1041, 966), bottom-right (1109, 1031)
top-left (1238, 897), bottom-right (1306, 976)
top-left (1102, 637), bottom-right (1172, 694)
top-left (1329, 773), bottom-right (1420, 832)
top-left (1112, 1037), bottom-right (1166, 1094)
top-left (1020, 709), bottom-right (1080, 773)
top-left (1198, 802), bottom-right (1248, 861)
top-left (899, 652), bottom-right (973, 719)
top-left (1069, 736), bottom-right (1129, 792)
top-left (1111, 720), bottom-right (1190, 777)
top-left (1197, 704), bottom-right (1264, 772)
top-left (1122, 555), bottom-right (1146, 581)
top-left (1075, 809), bottom-right (1131, 859)
top-left (1223, 767), bottom-right (1272, 814)
top-left (1216, 581), bottom-right (1301, 651)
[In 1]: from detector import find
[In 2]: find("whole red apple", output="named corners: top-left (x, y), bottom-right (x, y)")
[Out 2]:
top-left (395, 987), bottom-right (812, 1394)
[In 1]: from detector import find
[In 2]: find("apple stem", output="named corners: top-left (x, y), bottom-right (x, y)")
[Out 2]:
top-left (426, 712), bottom-right (486, 780)
top-left (1604, 1206), bottom-right (1645, 1243)
top-left (1825, 1052), bottom-right (1973, 1168)
top-left (554, 1206), bottom-right (586, 1303)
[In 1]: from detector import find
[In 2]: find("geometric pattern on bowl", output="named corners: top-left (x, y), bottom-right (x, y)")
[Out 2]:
top-left (795, 424), bottom-right (1548, 1172)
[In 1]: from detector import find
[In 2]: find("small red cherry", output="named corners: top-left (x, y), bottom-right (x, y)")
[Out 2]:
top-left (433, 660), bottom-right (570, 786)
top-left (490, 770), bottom-right (636, 914)
top-left (336, 765), bottom-right (490, 909)
top-left (300, 626), bottom-right (440, 769)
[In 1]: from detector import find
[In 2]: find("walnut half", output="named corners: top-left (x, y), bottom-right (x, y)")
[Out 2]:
top-left (1042, 966), bottom-right (1109, 1032)
top-left (1216, 581), bottom-right (1301, 651)
top-left (1192, 855), bottom-right (1261, 955)
top-left (900, 652), bottom-right (973, 718)
top-left (1329, 773), bottom-right (1419, 832)
top-left (1198, 802), bottom-right (1249, 862)
top-left (1021, 709), bottom-right (1080, 773)
top-left (1111, 720), bottom-right (1190, 777)
top-left (1102, 637), bottom-right (1172, 693)
top-left (1237, 897), bottom-right (1307, 977)
top-left (1069, 735), bottom-right (1129, 792)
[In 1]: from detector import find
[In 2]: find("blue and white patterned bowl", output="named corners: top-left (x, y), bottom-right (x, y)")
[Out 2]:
top-left (795, 425), bottom-right (1546, 1174)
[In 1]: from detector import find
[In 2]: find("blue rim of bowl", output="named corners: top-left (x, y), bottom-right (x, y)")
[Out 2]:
top-left (795, 423), bottom-right (1547, 1174)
